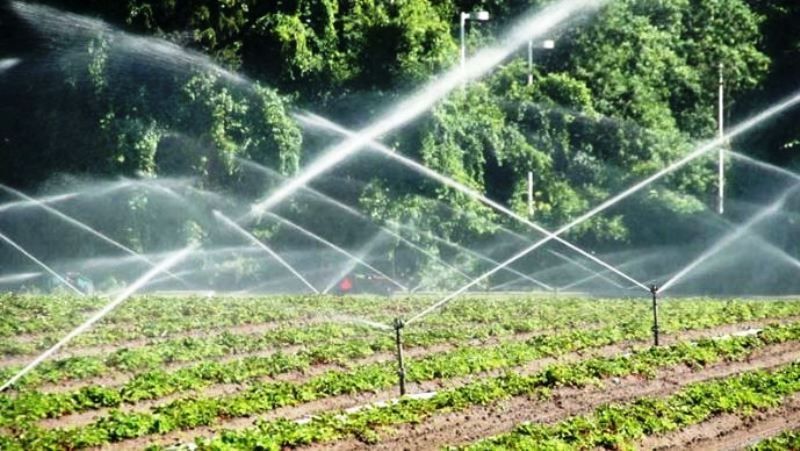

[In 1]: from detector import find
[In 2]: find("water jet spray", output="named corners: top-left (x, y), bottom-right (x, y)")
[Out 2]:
top-left (404, 90), bottom-right (800, 325)
top-left (262, 212), bottom-right (408, 292)
top-left (213, 210), bottom-right (319, 294)
top-left (548, 250), bottom-right (626, 290)
top-left (0, 230), bottom-right (83, 295)
top-left (659, 183), bottom-right (800, 294)
top-left (0, 192), bottom-right (77, 213)
top-left (322, 233), bottom-right (386, 294)
top-left (0, 58), bottom-right (20, 72)
top-left (248, 0), bottom-right (606, 217)
top-left (0, 244), bottom-right (196, 391)
top-left (729, 151), bottom-right (800, 184)
top-left (0, 271), bottom-right (42, 285)
top-left (10, 2), bottom-right (247, 86)
top-left (0, 183), bottom-right (190, 287)
top-left (388, 219), bottom-right (553, 291)
top-left (296, 112), bottom-right (646, 291)
top-left (238, 157), bottom-right (475, 288)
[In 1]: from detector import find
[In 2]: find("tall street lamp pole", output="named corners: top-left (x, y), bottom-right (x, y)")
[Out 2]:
top-left (718, 62), bottom-right (725, 215)
top-left (526, 38), bottom-right (556, 212)
top-left (460, 11), bottom-right (490, 69)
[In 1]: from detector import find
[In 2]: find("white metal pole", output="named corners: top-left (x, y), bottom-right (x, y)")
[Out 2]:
top-left (527, 40), bottom-right (533, 85)
top-left (527, 171), bottom-right (534, 216)
top-left (718, 62), bottom-right (725, 215)
top-left (460, 13), bottom-right (468, 69)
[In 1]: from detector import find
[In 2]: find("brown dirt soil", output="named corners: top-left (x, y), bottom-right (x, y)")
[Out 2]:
top-left (638, 392), bottom-right (800, 451)
top-left (108, 319), bottom-right (800, 450)
top-left (310, 340), bottom-right (800, 450)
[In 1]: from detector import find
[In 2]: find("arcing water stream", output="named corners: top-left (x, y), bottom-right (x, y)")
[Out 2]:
top-left (213, 211), bottom-right (319, 294)
top-left (660, 186), bottom-right (800, 293)
top-left (0, 230), bottom-right (83, 295)
top-left (263, 212), bottom-right (408, 292)
top-left (0, 271), bottom-right (41, 285)
top-left (296, 112), bottom-right (647, 291)
top-left (322, 233), bottom-right (387, 294)
top-left (405, 90), bottom-right (800, 325)
top-left (248, 0), bottom-right (606, 216)
top-left (386, 219), bottom-right (553, 291)
top-left (0, 182), bottom-right (188, 286)
top-left (0, 192), bottom-right (77, 213)
top-left (547, 250), bottom-right (626, 290)
top-left (729, 151), bottom-right (800, 184)
top-left (11, 1), bottom-right (246, 85)
top-left (0, 58), bottom-right (20, 73)
top-left (238, 158), bottom-right (475, 285)
top-left (0, 244), bottom-right (196, 392)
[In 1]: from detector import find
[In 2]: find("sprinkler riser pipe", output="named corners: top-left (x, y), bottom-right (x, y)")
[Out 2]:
top-left (650, 285), bottom-right (660, 347)
top-left (394, 318), bottom-right (406, 396)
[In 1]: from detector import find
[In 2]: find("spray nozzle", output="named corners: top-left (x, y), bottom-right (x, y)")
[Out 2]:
top-left (393, 318), bottom-right (405, 330)
top-left (650, 284), bottom-right (659, 295)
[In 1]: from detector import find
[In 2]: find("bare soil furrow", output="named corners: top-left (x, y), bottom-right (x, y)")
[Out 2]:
top-left (314, 341), bottom-right (800, 450)
top-left (639, 393), bottom-right (800, 451)
top-left (106, 319), bottom-right (798, 450)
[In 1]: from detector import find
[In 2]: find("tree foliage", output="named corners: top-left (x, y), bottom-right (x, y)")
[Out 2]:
top-left (0, 0), bottom-right (797, 270)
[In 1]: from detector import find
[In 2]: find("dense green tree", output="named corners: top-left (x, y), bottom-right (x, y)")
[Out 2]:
top-left (1, 0), bottom-right (798, 282)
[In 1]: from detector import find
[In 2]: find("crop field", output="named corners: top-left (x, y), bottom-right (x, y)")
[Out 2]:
top-left (2, 293), bottom-right (800, 450)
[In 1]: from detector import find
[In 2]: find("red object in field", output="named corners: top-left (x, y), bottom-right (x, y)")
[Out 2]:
top-left (339, 277), bottom-right (353, 293)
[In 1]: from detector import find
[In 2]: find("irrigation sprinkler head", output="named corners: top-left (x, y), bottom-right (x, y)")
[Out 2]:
top-left (393, 317), bottom-right (405, 331)
top-left (649, 284), bottom-right (660, 347)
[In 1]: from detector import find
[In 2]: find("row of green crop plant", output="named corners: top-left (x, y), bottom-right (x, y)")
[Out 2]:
top-left (3, 295), bottom-right (796, 392)
top-left (5, 318), bottom-right (800, 449)
top-left (1, 293), bottom-right (792, 358)
top-left (0, 296), bottom-right (795, 414)
top-left (0, 294), bottom-right (105, 337)
top-left (750, 429), bottom-right (800, 450)
top-left (0, 315), bottom-right (649, 424)
top-left (0, 294), bottom-right (392, 338)
top-left (0, 292), bottom-right (445, 342)
top-left (463, 362), bottom-right (800, 449)
top-left (0, 296), bottom-right (655, 388)
top-left (149, 321), bottom-right (800, 450)
top-left (6, 293), bottom-right (799, 350)
top-left (0, 293), bottom-right (560, 352)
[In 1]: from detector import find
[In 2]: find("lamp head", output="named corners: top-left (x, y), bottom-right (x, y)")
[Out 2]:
top-left (474, 10), bottom-right (490, 21)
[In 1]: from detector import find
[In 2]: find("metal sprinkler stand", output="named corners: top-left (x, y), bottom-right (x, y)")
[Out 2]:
top-left (393, 318), bottom-right (407, 396)
top-left (650, 285), bottom-right (660, 346)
